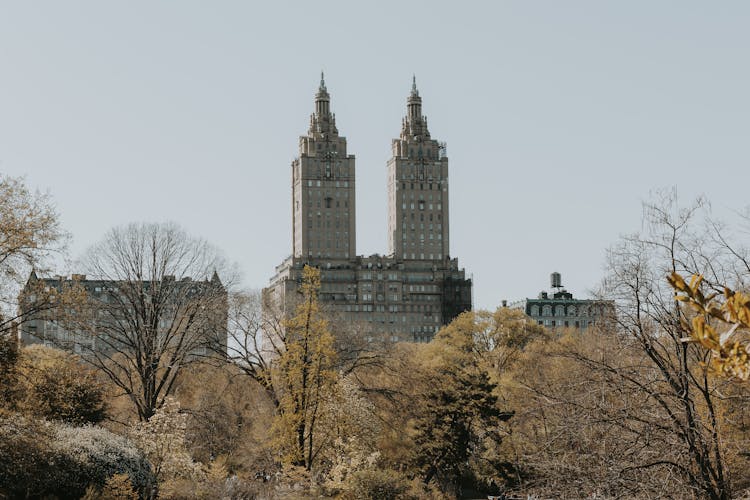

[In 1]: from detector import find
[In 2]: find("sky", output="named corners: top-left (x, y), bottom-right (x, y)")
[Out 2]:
top-left (1, 2), bottom-right (748, 310)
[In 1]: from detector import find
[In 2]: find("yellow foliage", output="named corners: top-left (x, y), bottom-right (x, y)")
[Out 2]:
top-left (669, 272), bottom-right (750, 380)
top-left (15, 344), bottom-right (107, 424)
top-left (272, 265), bottom-right (338, 471)
top-left (206, 455), bottom-right (229, 482)
top-left (82, 474), bottom-right (137, 500)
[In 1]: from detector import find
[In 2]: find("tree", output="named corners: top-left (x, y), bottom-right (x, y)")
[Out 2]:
top-left (669, 272), bottom-right (750, 380)
top-left (436, 308), bottom-right (548, 377)
top-left (0, 174), bottom-right (67, 335)
top-left (0, 334), bottom-right (20, 407)
top-left (272, 265), bottom-right (338, 471)
top-left (73, 222), bottom-right (229, 421)
top-left (473, 194), bottom-right (750, 499)
top-left (223, 288), bottom-right (391, 410)
top-left (580, 193), bottom-right (735, 499)
top-left (409, 312), bottom-right (514, 495)
top-left (223, 266), bottom-right (388, 476)
top-left (413, 360), bottom-right (506, 491)
top-left (15, 344), bottom-right (108, 425)
top-left (318, 375), bottom-right (383, 491)
top-left (128, 397), bottom-right (204, 489)
top-left (171, 362), bottom-right (276, 472)
top-left (223, 289), bottom-right (279, 407)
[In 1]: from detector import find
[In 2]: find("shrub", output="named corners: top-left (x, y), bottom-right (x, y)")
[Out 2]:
top-left (83, 474), bottom-right (138, 500)
top-left (0, 335), bottom-right (19, 408)
top-left (0, 413), bottom-right (155, 499)
top-left (16, 344), bottom-right (108, 425)
top-left (54, 423), bottom-right (155, 496)
top-left (344, 468), bottom-right (410, 500)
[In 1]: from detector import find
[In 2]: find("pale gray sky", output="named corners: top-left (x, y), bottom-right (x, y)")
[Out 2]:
top-left (1, 2), bottom-right (748, 309)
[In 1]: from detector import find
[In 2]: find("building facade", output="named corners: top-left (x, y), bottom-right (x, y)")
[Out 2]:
top-left (293, 75), bottom-right (356, 259)
top-left (387, 78), bottom-right (449, 260)
top-left (19, 271), bottom-right (227, 356)
top-left (510, 272), bottom-right (615, 331)
top-left (265, 76), bottom-right (471, 342)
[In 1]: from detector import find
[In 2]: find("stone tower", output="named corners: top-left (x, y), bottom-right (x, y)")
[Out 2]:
top-left (292, 73), bottom-right (356, 259)
top-left (387, 77), bottom-right (449, 260)
top-left (266, 75), bottom-right (471, 343)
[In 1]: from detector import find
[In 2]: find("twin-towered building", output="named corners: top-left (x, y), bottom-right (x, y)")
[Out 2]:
top-left (265, 75), bottom-right (472, 342)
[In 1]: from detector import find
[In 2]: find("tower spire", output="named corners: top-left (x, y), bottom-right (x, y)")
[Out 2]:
top-left (404, 75), bottom-right (427, 138)
top-left (310, 73), bottom-right (337, 136)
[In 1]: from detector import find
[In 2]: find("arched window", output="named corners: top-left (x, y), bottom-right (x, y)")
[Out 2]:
top-left (530, 305), bottom-right (539, 316)
top-left (542, 305), bottom-right (552, 317)
top-left (555, 305), bottom-right (565, 317)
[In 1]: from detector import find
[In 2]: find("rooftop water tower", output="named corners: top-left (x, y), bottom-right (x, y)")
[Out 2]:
top-left (551, 272), bottom-right (562, 290)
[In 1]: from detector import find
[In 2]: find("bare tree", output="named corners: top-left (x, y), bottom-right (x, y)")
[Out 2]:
top-left (0, 175), bottom-right (68, 335)
top-left (494, 193), bottom-right (750, 499)
top-left (222, 285), bottom-right (394, 408)
top-left (74, 222), bottom-right (229, 421)
top-left (534, 192), bottom-right (736, 499)
top-left (223, 289), bottom-right (279, 406)
top-left (601, 194), bottom-right (731, 499)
